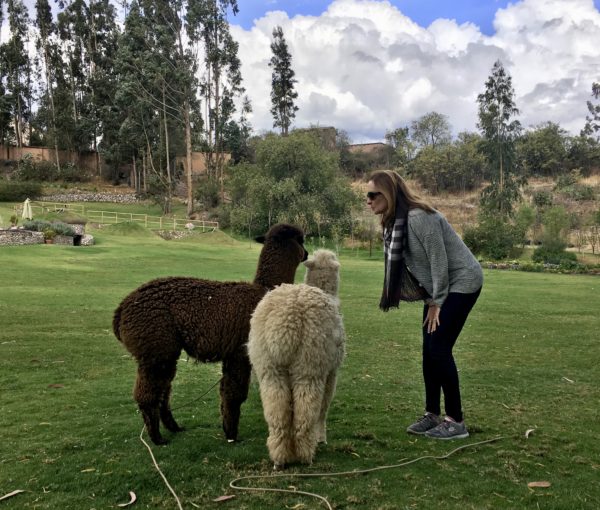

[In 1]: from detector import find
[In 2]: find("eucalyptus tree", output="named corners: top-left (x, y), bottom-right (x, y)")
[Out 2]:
top-left (34, 0), bottom-right (61, 168)
top-left (187, 0), bottom-right (244, 189)
top-left (0, 0), bottom-right (32, 147)
top-left (56, 0), bottom-right (119, 166)
top-left (477, 60), bottom-right (522, 217)
top-left (269, 25), bottom-right (298, 136)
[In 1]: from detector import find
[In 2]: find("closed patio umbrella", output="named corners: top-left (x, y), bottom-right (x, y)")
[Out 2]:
top-left (22, 198), bottom-right (33, 220)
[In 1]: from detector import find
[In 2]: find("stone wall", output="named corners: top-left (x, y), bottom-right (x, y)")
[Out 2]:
top-left (0, 229), bottom-right (44, 245)
top-left (41, 192), bottom-right (138, 203)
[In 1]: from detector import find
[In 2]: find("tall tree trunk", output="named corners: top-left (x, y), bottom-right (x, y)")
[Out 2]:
top-left (184, 102), bottom-right (194, 217)
top-left (162, 85), bottom-right (172, 214)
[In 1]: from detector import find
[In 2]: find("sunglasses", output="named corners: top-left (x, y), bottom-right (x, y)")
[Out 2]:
top-left (366, 191), bottom-right (382, 200)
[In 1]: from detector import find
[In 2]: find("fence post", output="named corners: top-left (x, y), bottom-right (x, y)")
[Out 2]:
top-left (160, 217), bottom-right (162, 229)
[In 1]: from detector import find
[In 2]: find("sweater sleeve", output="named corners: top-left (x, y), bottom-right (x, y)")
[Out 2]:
top-left (411, 214), bottom-right (449, 307)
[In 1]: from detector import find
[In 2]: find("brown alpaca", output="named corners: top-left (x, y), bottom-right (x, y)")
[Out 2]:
top-left (112, 224), bottom-right (308, 445)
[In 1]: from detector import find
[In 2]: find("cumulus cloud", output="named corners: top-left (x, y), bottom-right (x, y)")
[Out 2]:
top-left (230, 0), bottom-right (600, 142)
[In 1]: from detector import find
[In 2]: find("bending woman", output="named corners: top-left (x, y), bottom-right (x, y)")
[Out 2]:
top-left (367, 170), bottom-right (483, 439)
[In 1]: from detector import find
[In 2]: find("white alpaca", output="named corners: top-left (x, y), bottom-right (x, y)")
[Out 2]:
top-left (248, 249), bottom-right (345, 468)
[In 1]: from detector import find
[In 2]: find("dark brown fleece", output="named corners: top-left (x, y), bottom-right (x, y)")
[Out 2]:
top-left (113, 223), bottom-right (308, 445)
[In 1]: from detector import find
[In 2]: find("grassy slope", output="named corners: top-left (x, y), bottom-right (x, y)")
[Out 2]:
top-left (0, 225), bottom-right (599, 509)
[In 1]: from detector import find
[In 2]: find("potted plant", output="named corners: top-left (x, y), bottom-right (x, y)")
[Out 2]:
top-left (42, 228), bottom-right (56, 244)
top-left (9, 215), bottom-right (19, 229)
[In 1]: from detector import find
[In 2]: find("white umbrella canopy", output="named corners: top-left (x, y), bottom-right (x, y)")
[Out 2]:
top-left (22, 198), bottom-right (33, 220)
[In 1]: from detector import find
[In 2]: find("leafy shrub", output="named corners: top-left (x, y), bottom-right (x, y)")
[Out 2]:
top-left (559, 184), bottom-right (595, 201)
top-left (58, 162), bottom-right (88, 183)
top-left (555, 172), bottom-right (578, 190)
top-left (532, 245), bottom-right (578, 265)
top-left (532, 190), bottom-right (553, 208)
top-left (0, 181), bottom-right (43, 201)
top-left (463, 217), bottom-right (522, 260)
top-left (23, 219), bottom-right (75, 236)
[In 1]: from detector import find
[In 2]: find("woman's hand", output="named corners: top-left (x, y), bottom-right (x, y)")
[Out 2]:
top-left (423, 304), bottom-right (441, 334)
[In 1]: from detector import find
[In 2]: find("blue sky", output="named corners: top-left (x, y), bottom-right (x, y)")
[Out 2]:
top-left (230, 0), bottom-right (600, 35)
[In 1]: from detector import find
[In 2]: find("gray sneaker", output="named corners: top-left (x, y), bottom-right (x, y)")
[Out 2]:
top-left (424, 419), bottom-right (469, 440)
top-left (406, 412), bottom-right (441, 435)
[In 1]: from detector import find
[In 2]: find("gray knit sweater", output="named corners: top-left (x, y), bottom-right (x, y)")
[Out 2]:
top-left (403, 208), bottom-right (483, 307)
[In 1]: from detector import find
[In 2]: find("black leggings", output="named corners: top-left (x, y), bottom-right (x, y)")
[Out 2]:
top-left (422, 288), bottom-right (481, 422)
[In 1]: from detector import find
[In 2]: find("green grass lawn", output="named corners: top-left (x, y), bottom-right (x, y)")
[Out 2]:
top-left (0, 225), bottom-right (598, 509)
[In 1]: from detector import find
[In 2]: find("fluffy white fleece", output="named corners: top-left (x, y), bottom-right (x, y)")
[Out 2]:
top-left (248, 249), bottom-right (345, 468)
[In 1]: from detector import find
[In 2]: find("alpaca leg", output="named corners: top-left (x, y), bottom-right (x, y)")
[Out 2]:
top-left (317, 371), bottom-right (338, 444)
top-left (220, 352), bottom-right (252, 441)
top-left (159, 364), bottom-right (184, 433)
top-left (134, 359), bottom-right (179, 445)
top-left (258, 371), bottom-right (294, 468)
top-left (292, 378), bottom-right (324, 465)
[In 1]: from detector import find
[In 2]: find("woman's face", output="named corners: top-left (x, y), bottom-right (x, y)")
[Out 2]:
top-left (366, 180), bottom-right (388, 215)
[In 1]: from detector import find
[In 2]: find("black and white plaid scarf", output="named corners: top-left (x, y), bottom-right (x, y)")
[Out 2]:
top-left (380, 198), bottom-right (427, 311)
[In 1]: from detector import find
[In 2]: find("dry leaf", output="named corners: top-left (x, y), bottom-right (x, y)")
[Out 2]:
top-left (117, 491), bottom-right (137, 507)
top-left (528, 481), bottom-right (551, 488)
top-left (525, 428), bottom-right (535, 438)
top-left (0, 490), bottom-right (25, 502)
top-left (561, 376), bottom-right (574, 383)
top-left (286, 504), bottom-right (306, 509)
top-left (48, 384), bottom-right (64, 388)
top-left (80, 468), bottom-right (95, 473)
top-left (213, 495), bottom-right (236, 502)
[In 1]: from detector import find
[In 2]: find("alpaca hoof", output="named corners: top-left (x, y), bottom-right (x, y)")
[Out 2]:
top-left (151, 436), bottom-right (168, 446)
top-left (273, 462), bottom-right (285, 471)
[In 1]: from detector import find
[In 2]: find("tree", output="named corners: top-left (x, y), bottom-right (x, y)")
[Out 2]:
top-left (34, 0), bottom-right (61, 169)
top-left (189, 0), bottom-right (244, 193)
top-left (0, 0), bottom-right (32, 147)
top-left (410, 132), bottom-right (484, 194)
top-left (517, 122), bottom-right (568, 177)
top-left (477, 60), bottom-right (523, 217)
top-left (269, 26), bottom-right (298, 136)
top-left (227, 131), bottom-right (360, 237)
top-left (581, 81), bottom-right (600, 140)
top-left (410, 112), bottom-right (451, 150)
top-left (385, 126), bottom-right (415, 167)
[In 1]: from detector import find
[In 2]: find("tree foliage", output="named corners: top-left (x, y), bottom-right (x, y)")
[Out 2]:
top-left (582, 81), bottom-right (600, 140)
top-left (477, 60), bottom-right (523, 217)
top-left (410, 112), bottom-right (451, 149)
top-left (226, 131), bottom-right (360, 237)
top-left (269, 26), bottom-right (298, 136)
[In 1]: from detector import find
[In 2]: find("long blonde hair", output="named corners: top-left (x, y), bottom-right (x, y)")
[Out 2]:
top-left (368, 170), bottom-right (434, 226)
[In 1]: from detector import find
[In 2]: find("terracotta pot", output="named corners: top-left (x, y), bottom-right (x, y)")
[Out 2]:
top-left (44, 239), bottom-right (54, 244)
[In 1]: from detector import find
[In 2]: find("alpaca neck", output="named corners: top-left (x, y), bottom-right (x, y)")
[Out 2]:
top-left (254, 266), bottom-right (296, 288)
top-left (253, 251), bottom-right (296, 289)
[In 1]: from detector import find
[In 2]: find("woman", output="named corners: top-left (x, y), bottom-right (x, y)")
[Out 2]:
top-left (367, 170), bottom-right (483, 439)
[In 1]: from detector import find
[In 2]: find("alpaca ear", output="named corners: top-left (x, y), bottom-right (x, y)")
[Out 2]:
top-left (255, 235), bottom-right (266, 244)
top-left (304, 259), bottom-right (315, 268)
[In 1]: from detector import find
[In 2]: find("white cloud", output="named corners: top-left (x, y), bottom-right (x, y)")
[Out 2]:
top-left (231, 0), bottom-right (600, 142)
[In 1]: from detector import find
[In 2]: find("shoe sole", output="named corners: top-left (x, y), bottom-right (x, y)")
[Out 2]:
top-left (425, 432), bottom-right (469, 440)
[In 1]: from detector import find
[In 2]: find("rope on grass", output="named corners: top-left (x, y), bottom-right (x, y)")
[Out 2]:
top-left (229, 436), bottom-right (504, 510)
top-left (139, 427), bottom-right (184, 510)
top-left (139, 378), bottom-right (221, 510)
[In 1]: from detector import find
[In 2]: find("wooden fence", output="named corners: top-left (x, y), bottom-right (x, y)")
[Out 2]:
top-left (14, 201), bottom-right (219, 232)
